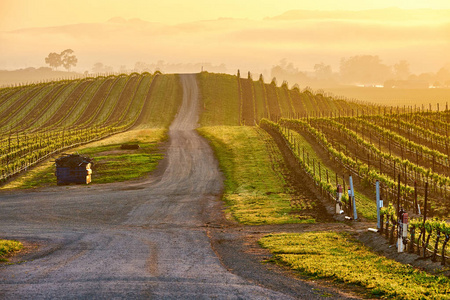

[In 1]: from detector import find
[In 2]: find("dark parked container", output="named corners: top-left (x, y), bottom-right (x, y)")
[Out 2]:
top-left (55, 154), bottom-right (93, 185)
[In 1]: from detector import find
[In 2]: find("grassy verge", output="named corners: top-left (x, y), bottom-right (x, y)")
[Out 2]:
top-left (0, 239), bottom-right (23, 262)
top-left (198, 126), bottom-right (315, 225)
top-left (1, 129), bottom-right (166, 189)
top-left (259, 231), bottom-right (450, 299)
top-left (77, 129), bottom-right (165, 183)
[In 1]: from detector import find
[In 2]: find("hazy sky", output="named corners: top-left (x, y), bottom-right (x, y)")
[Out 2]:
top-left (0, 0), bottom-right (449, 76)
top-left (1, 0), bottom-right (450, 30)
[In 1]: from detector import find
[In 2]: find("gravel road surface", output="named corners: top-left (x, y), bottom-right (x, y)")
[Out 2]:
top-left (0, 74), bottom-right (355, 299)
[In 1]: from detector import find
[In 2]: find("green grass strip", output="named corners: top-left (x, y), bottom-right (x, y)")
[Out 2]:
top-left (198, 126), bottom-right (315, 225)
top-left (0, 239), bottom-right (23, 262)
top-left (260, 231), bottom-right (450, 300)
top-left (79, 147), bottom-right (163, 184)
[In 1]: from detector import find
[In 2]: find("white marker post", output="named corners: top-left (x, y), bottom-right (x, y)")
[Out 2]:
top-left (349, 175), bottom-right (357, 220)
top-left (376, 180), bottom-right (380, 229)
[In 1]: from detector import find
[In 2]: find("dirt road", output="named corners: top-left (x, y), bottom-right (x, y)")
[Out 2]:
top-left (0, 74), bottom-right (354, 299)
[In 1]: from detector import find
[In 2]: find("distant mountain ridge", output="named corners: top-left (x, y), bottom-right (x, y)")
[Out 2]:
top-left (268, 7), bottom-right (450, 21)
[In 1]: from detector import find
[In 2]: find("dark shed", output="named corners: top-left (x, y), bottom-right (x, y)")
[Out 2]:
top-left (55, 154), bottom-right (93, 185)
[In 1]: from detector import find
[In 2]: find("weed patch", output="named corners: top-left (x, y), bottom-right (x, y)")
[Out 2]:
top-left (0, 240), bottom-right (23, 262)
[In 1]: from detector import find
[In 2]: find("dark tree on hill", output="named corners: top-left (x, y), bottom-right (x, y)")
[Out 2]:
top-left (45, 49), bottom-right (78, 72)
top-left (61, 49), bottom-right (77, 72)
top-left (45, 52), bottom-right (62, 70)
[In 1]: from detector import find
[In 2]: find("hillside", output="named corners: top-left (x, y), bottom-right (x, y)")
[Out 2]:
top-left (0, 72), bottom-right (181, 182)
top-left (2, 72), bottom-right (450, 298)
top-left (0, 71), bottom-right (372, 180)
top-left (2, 71), bottom-right (449, 220)
top-left (0, 72), bottom-right (182, 133)
top-left (198, 71), bottom-right (379, 126)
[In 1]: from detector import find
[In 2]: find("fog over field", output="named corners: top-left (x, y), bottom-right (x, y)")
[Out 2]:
top-left (1, 6), bottom-right (449, 76)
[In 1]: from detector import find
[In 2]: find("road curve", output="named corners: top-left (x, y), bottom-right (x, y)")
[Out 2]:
top-left (0, 74), bottom-right (294, 299)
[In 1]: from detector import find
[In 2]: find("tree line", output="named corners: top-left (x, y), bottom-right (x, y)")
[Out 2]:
top-left (271, 56), bottom-right (450, 88)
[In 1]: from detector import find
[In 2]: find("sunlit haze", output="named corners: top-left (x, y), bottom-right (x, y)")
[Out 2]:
top-left (1, 0), bottom-right (449, 86)
top-left (2, 0), bottom-right (450, 30)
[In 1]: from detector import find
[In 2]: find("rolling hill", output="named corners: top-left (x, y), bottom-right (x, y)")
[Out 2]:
top-left (1, 71), bottom-right (448, 221)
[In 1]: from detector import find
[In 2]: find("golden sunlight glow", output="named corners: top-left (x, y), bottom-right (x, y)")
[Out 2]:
top-left (1, 0), bottom-right (450, 30)
top-left (0, 0), bottom-right (449, 76)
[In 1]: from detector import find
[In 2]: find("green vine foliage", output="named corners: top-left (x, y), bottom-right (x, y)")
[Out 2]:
top-left (259, 118), bottom-right (350, 205)
top-left (380, 203), bottom-right (397, 219)
top-left (279, 118), bottom-right (414, 197)
top-left (363, 114), bottom-right (450, 148)
top-left (312, 117), bottom-right (449, 186)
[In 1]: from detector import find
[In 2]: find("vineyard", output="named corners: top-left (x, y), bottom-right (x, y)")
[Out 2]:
top-left (198, 71), bottom-right (450, 269)
top-left (1, 70), bottom-right (377, 184)
top-left (0, 72), bottom-right (182, 182)
top-left (199, 71), bottom-right (383, 127)
top-left (2, 71), bottom-right (450, 298)
top-left (3, 71), bottom-right (449, 221)
top-left (259, 113), bottom-right (450, 264)
top-left (273, 112), bottom-right (450, 216)
top-left (194, 71), bottom-right (450, 297)
top-left (197, 71), bottom-right (450, 216)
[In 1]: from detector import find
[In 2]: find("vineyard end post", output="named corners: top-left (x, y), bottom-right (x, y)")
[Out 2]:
top-left (349, 175), bottom-right (357, 220)
top-left (376, 180), bottom-right (381, 229)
